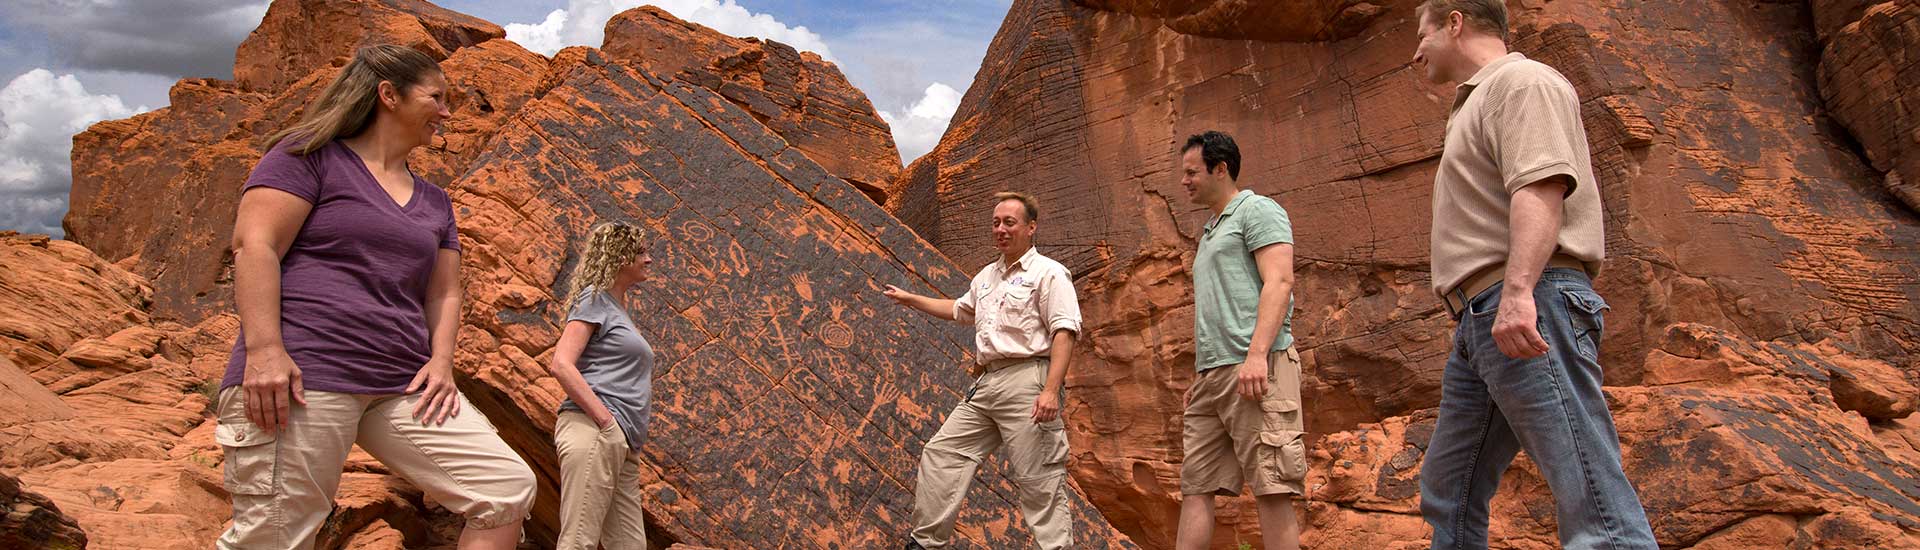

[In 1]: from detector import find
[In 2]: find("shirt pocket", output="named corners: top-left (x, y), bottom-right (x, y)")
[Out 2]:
top-left (999, 285), bottom-right (1039, 332)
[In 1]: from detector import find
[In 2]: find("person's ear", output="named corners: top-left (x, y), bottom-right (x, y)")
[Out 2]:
top-left (378, 81), bottom-right (398, 110)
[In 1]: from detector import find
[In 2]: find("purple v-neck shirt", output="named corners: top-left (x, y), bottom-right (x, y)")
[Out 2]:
top-left (222, 139), bottom-right (461, 394)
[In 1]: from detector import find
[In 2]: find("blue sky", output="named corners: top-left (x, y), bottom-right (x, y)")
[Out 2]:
top-left (0, 0), bottom-right (1009, 237)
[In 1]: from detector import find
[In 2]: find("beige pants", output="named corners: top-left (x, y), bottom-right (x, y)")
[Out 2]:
top-left (910, 358), bottom-right (1071, 549)
top-left (214, 386), bottom-right (537, 550)
top-left (1180, 345), bottom-right (1308, 497)
top-left (553, 410), bottom-right (648, 550)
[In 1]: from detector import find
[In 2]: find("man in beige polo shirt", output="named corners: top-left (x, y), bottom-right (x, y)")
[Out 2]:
top-left (883, 191), bottom-right (1082, 550)
top-left (1410, 1), bottom-right (1657, 549)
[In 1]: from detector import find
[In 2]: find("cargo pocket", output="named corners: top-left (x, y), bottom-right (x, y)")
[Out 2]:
top-left (1041, 422), bottom-right (1069, 466)
top-left (1011, 421), bottom-right (1070, 485)
top-left (1257, 429), bottom-right (1307, 484)
top-left (1560, 287), bottom-right (1609, 360)
top-left (216, 421), bottom-right (279, 496)
top-left (1260, 396), bottom-right (1302, 433)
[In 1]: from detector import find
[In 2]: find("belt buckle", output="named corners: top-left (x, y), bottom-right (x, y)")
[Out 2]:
top-left (1443, 288), bottom-right (1466, 320)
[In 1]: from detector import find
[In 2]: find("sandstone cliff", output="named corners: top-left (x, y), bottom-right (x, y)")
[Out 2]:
top-left (48, 0), bottom-right (1135, 547)
top-left (889, 0), bottom-right (1920, 547)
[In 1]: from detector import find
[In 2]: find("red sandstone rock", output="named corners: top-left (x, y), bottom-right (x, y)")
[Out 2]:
top-left (0, 356), bottom-right (73, 428)
top-left (442, 49), bottom-right (1128, 547)
top-left (315, 473), bottom-right (433, 549)
top-left (600, 7), bottom-right (902, 200)
top-left (69, 3), bottom-right (900, 321)
top-left (1826, 351), bottom-right (1919, 421)
top-left (64, 35), bottom-right (549, 321)
top-left (894, 0), bottom-right (1920, 547)
top-left (1816, 0), bottom-right (1920, 213)
top-left (1073, 0), bottom-right (1386, 41)
top-left (234, 0), bottom-right (503, 93)
top-left (45, 0), bottom-right (1920, 547)
top-left (340, 519), bottom-right (409, 550)
top-left (61, 0), bottom-right (1125, 546)
top-left (0, 235), bottom-right (227, 549)
top-left (0, 232), bottom-right (500, 548)
top-left (0, 471), bottom-right (87, 550)
top-left (17, 460), bottom-right (229, 549)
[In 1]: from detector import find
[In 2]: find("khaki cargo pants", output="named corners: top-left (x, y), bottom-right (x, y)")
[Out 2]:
top-left (214, 387), bottom-right (537, 549)
top-left (553, 410), bottom-right (647, 550)
top-left (1180, 345), bottom-right (1308, 497)
top-left (910, 358), bottom-right (1072, 549)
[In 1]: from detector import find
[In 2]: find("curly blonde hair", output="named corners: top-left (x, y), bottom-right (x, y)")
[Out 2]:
top-left (565, 221), bottom-right (650, 298)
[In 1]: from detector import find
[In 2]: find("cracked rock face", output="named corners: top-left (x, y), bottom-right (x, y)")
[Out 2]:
top-left (1072, 0), bottom-right (1387, 42)
top-left (33, 0), bottom-right (1920, 547)
top-left (54, 0), bottom-right (1134, 547)
top-left (1, 231), bottom-right (245, 550)
top-left (600, 7), bottom-right (903, 202)
top-left (65, 2), bottom-right (900, 327)
top-left (444, 49), bottom-right (1132, 547)
top-left (1815, 0), bottom-right (1920, 215)
top-left (0, 468), bottom-right (87, 549)
top-left (892, 0), bottom-right (1920, 547)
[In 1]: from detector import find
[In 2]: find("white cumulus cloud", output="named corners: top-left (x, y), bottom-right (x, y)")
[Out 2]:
top-left (0, 70), bottom-right (150, 237)
top-left (505, 0), bottom-right (834, 61)
top-left (879, 82), bottom-right (963, 163)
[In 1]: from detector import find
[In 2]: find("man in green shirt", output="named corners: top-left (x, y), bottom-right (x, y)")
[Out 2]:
top-left (1175, 131), bottom-right (1304, 550)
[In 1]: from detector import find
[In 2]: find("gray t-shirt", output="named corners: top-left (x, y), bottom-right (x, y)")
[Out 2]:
top-left (558, 289), bottom-right (655, 449)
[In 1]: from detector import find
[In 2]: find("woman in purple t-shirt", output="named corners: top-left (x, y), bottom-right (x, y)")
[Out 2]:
top-left (213, 45), bottom-right (534, 550)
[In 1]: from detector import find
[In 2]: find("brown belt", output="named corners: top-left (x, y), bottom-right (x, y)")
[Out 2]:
top-left (980, 356), bottom-right (1048, 374)
top-left (1442, 254), bottom-right (1586, 319)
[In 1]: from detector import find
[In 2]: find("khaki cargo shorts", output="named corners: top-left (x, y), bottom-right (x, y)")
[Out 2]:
top-left (1179, 345), bottom-right (1307, 497)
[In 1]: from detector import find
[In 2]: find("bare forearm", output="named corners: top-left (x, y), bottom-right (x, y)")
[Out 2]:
top-left (233, 246), bottom-right (285, 352)
top-left (914, 295), bottom-right (959, 321)
top-left (424, 290), bottom-right (461, 361)
top-left (1246, 282), bottom-right (1292, 357)
top-left (1505, 183), bottom-right (1566, 293)
top-left (549, 362), bottom-right (613, 420)
top-left (1044, 330), bottom-right (1073, 393)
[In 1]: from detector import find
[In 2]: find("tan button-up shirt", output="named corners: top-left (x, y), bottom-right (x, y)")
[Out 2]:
top-left (1431, 52), bottom-right (1605, 299)
top-left (952, 247), bottom-right (1082, 365)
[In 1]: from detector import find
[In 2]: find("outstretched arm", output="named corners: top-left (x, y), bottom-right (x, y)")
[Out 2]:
top-left (882, 284), bottom-right (961, 322)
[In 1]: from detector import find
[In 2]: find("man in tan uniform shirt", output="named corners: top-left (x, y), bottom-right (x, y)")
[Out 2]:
top-left (1410, 2), bottom-right (1657, 549)
top-left (883, 191), bottom-right (1082, 550)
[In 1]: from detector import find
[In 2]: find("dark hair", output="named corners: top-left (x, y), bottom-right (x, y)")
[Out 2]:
top-left (1182, 131), bottom-right (1241, 180)
top-left (1417, 0), bottom-right (1508, 42)
top-left (992, 191), bottom-right (1039, 222)
top-left (266, 44), bottom-right (443, 154)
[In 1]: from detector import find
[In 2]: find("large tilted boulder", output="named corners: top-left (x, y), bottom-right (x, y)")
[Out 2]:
top-left (58, 0), bottom-right (1132, 547)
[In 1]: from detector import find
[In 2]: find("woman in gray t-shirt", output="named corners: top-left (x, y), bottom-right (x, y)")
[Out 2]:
top-left (547, 221), bottom-right (658, 549)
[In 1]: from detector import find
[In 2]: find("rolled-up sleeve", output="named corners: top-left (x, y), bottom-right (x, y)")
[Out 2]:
top-left (953, 286), bottom-right (977, 324)
top-left (1037, 266), bottom-right (1082, 337)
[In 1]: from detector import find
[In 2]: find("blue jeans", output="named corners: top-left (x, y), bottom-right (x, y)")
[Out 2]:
top-left (1419, 268), bottom-right (1657, 549)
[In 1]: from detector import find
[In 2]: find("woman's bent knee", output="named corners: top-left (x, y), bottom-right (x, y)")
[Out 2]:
top-left (465, 461), bottom-right (537, 530)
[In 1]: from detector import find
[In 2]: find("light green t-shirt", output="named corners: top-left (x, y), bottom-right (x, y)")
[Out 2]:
top-left (1194, 189), bottom-right (1294, 372)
